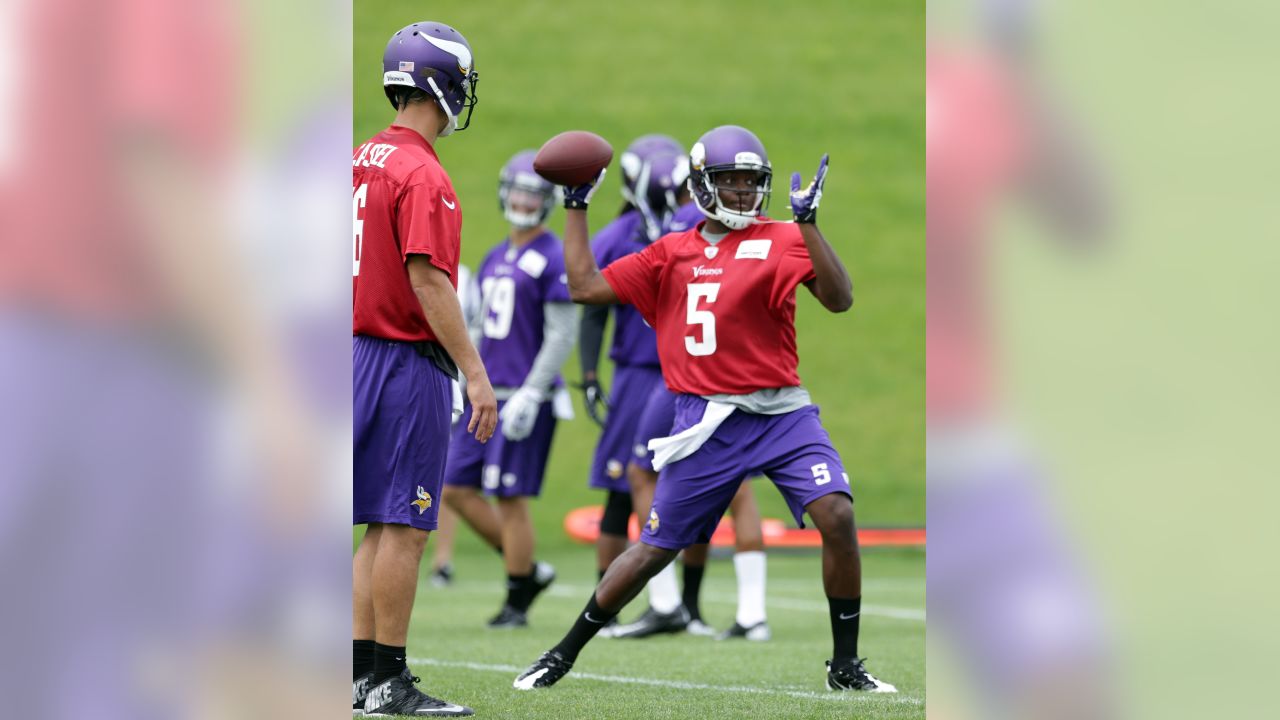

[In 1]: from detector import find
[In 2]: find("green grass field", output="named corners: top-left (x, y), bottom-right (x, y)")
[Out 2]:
top-left (402, 542), bottom-right (923, 719)
top-left (355, 0), bottom-right (923, 715)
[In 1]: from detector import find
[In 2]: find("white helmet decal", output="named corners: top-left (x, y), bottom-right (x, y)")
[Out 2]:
top-left (422, 33), bottom-right (472, 74)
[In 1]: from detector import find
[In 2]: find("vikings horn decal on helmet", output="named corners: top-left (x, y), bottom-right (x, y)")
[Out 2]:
top-left (383, 21), bottom-right (479, 136)
top-left (687, 125), bottom-right (772, 230)
top-left (497, 151), bottom-right (558, 229)
top-left (619, 135), bottom-right (689, 242)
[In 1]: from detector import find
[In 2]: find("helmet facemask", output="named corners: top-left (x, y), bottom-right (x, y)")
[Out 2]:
top-left (499, 174), bottom-right (556, 229)
top-left (691, 166), bottom-right (771, 230)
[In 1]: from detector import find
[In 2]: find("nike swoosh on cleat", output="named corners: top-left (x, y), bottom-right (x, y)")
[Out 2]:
top-left (513, 668), bottom-right (549, 690)
top-left (838, 612), bottom-right (860, 620)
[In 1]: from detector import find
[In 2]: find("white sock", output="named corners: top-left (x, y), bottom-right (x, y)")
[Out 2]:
top-left (647, 562), bottom-right (681, 613)
top-left (734, 550), bottom-right (767, 626)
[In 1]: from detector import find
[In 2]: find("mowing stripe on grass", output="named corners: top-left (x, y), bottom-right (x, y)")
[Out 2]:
top-left (409, 656), bottom-right (922, 704)
top-left (542, 583), bottom-right (927, 622)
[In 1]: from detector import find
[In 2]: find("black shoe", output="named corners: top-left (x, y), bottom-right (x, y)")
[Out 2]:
top-left (826, 657), bottom-right (897, 693)
top-left (513, 650), bottom-right (574, 690)
top-left (430, 564), bottom-right (454, 588)
top-left (525, 561), bottom-right (556, 610)
top-left (610, 605), bottom-right (691, 639)
top-left (353, 672), bottom-right (373, 715)
top-left (487, 605), bottom-right (528, 629)
top-left (364, 667), bottom-right (475, 716)
top-left (716, 620), bottom-right (771, 642)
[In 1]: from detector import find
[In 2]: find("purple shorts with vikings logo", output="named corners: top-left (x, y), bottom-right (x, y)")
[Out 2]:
top-left (353, 336), bottom-right (452, 531)
top-left (641, 395), bottom-right (853, 551)
top-left (589, 364), bottom-right (664, 491)
top-left (631, 383), bottom-right (678, 473)
top-left (445, 396), bottom-right (557, 498)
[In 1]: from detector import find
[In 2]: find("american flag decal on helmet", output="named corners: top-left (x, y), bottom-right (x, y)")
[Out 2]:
top-left (399, 61), bottom-right (414, 72)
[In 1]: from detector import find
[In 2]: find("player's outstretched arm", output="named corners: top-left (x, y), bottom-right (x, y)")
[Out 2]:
top-left (792, 154), bottom-right (853, 313)
top-left (561, 171), bottom-right (619, 305)
top-left (407, 256), bottom-right (499, 442)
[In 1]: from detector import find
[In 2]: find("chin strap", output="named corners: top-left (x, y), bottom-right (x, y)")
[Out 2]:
top-left (426, 76), bottom-right (458, 136)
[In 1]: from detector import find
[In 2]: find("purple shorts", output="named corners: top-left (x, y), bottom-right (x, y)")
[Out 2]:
top-left (353, 336), bottom-right (452, 531)
top-left (444, 396), bottom-right (557, 498)
top-left (631, 383), bottom-right (678, 473)
top-left (588, 364), bottom-right (663, 492)
top-left (641, 395), bottom-right (853, 550)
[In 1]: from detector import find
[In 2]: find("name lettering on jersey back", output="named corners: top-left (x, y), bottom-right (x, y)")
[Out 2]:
top-left (692, 265), bottom-right (724, 279)
top-left (353, 142), bottom-right (398, 169)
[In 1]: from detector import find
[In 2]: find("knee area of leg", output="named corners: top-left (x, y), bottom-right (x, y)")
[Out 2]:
top-left (600, 491), bottom-right (633, 536)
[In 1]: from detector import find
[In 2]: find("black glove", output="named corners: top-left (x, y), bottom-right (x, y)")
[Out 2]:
top-left (577, 378), bottom-right (608, 428)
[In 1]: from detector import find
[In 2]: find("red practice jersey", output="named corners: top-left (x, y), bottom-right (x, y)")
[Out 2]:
top-left (602, 219), bottom-right (817, 396)
top-left (352, 125), bottom-right (462, 342)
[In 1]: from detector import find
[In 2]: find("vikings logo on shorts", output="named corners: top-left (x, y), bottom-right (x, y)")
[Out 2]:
top-left (607, 459), bottom-right (624, 479)
top-left (647, 508), bottom-right (660, 533)
top-left (411, 486), bottom-right (433, 515)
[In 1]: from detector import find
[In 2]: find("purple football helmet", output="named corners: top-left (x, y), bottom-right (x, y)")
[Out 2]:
top-left (383, 22), bottom-right (479, 136)
top-left (619, 135), bottom-right (689, 241)
top-left (688, 125), bottom-right (772, 230)
top-left (497, 150), bottom-right (557, 229)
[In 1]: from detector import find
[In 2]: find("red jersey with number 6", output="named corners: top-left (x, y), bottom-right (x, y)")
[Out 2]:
top-left (602, 219), bottom-right (817, 395)
top-left (352, 125), bottom-right (462, 342)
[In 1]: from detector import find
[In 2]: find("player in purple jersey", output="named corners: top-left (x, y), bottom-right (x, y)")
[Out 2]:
top-left (442, 150), bottom-right (578, 629)
top-left (577, 135), bottom-right (685, 607)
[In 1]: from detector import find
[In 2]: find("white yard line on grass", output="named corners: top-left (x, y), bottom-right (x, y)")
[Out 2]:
top-left (408, 656), bottom-right (922, 704)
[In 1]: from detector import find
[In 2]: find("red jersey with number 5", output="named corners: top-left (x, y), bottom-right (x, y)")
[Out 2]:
top-left (352, 125), bottom-right (462, 342)
top-left (601, 219), bottom-right (817, 395)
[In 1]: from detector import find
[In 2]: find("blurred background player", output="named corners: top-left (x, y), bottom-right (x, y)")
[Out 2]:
top-left (430, 262), bottom-right (482, 588)
top-left (442, 150), bottom-right (578, 629)
top-left (516, 125), bottom-right (894, 693)
top-left (577, 134), bottom-right (685, 631)
top-left (609, 189), bottom-right (771, 641)
top-left (353, 20), bottom-right (493, 718)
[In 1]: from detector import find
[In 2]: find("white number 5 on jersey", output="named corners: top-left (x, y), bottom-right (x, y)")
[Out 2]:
top-left (685, 283), bottom-right (720, 356)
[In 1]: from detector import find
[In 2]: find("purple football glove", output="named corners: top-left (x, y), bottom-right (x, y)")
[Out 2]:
top-left (563, 168), bottom-right (607, 210)
top-left (790, 154), bottom-right (829, 224)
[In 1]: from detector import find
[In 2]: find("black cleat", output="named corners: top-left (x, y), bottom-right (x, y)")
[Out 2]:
top-left (487, 605), bottom-right (528, 629)
top-left (353, 672), bottom-right (373, 715)
top-left (363, 667), bottom-right (474, 716)
top-left (513, 650), bottom-right (574, 690)
top-left (716, 620), bottom-right (771, 642)
top-left (610, 604), bottom-right (691, 639)
top-left (826, 657), bottom-right (897, 693)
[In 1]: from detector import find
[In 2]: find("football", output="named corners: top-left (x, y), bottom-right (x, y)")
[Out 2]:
top-left (533, 130), bottom-right (613, 186)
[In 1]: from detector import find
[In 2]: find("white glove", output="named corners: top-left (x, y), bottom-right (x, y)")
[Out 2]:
top-left (499, 386), bottom-right (545, 441)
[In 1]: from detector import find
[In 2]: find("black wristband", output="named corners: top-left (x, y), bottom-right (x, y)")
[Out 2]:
top-left (564, 197), bottom-right (589, 210)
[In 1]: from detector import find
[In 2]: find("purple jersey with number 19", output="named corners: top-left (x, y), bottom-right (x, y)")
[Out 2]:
top-left (475, 230), bottom-right (571, 389)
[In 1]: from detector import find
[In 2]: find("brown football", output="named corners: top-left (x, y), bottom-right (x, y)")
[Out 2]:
top-left (533, 131), bottom-right (613, 186)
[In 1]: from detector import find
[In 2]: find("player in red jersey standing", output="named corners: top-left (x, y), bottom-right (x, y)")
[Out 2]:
top-left (353, 21), bottom-right (494, 717)
top-left (515, 125), bottom-right (895, 692)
